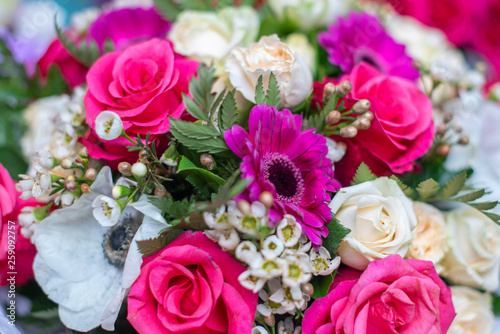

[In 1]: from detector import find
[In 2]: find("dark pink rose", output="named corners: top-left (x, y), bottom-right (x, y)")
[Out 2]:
top-left (0, 164), bottom-right (38, 286)
top-left (332, 63), bottom-right (434, 185)
top-left (127, 231), bottom-right (257, 334)
top-left (303, 255), bottom-right (455, 334)
top-left (472, 0), bottom-right (500, 79)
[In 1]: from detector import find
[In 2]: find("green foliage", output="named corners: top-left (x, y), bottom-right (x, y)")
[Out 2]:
top-left (136, 229), bottom-right (183, 257)
top-left (442, 171), bottom-right (467, 198)
top-left (219, 90), bottom-right (237, 131)
top-left (170, 119), bottom-right (229, 154)
top-left (493, 294), bottom-right (500, 316)
top-left (351, 162), bottom-right (377, 185)
top-left (254, 73), bottom-right (281, 108)
top-left (323, 217), bottom-right (350, 257)
top-left (307, 88), bottom-right (341, 131)
top-left (416, 178), bottom-right (440, 201)
top-left (153, 0), bottom-right (252, 21)
top-left (390, 175), bottom-right (415, 197)
top-left (177, 156), bottom-right (225, 196)
top-left (310, 273), bottom-right (334, 300)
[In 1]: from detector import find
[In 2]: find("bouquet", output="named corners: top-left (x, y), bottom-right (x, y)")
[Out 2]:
top-left (1, 0), bottom-right (500, 333)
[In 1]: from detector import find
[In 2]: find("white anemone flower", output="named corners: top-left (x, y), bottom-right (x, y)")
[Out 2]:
top-left (92, 195), bottom-right (122, 227)
top-left (33, 167), bottom-right (169, 332)
top-left (95, 111), bottom-right (123, 141)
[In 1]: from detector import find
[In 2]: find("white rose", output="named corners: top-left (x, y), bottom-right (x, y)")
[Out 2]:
top-left (0, 0), bottom-right (19, 28)
top-left (169, 6), bottom-right (259, 71)
top-left (442, 205), bottom-right (500, 291)
top-left (284, 33), bottom-right (316, 75)
top-left (407, 202), bottom-right (447, 273)
top-left (449, 286), bottom-right (495, 334)
top-left (268, 0), bottom-right (350, 30)
top-left (329, 178), bottom-right (416, 270)
top-left (226, 35), bottom-right (313, 108)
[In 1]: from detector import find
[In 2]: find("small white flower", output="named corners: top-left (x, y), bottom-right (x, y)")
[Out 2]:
top-left (257, 279), bottom-right (289, 315)
top-left (262, 236), bottom-right (284, 260)
top-left (309, 246), bottom-right (341, 276)
top-left (276, 214), bottom-right (302, 248)
top-left (251, 253), bottom-right (285, 279)
top-left (218, 228), bottom-right (240, 251)
top-left (282, 253), bottom-right (312, 287)
top-left (277, 317), bottom-right (301, 334)
top-left (16, 176), bottom-right (35, 199)
top-left (95, 111), bottom-right (123, 140)
top-left (55, 193), bottom-right (76, 207)
top-left (252, 326), bottom-right (269, 334)
top-left (268, 283), bottom-right (308, 314)
top-left (18, 207), bottom-right (37, 242)
top-left (238, 270), bottom-right (267, 293)
top-left (92, 195), bottom-right (122, 227)
top-left (235, 240), bottom-right (258, 264)
top-left (325, 137), bottom-right (346, 164)
top-left (203, 204), bottom-right (232, 230)
top-left (230, 201), bottom-right (268, 236)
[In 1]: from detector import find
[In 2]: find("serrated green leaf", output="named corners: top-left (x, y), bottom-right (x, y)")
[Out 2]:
top-left (416, 178), bottom-right (440, 201)
top-left (265, 72), bottom-right (281, 108)
top-left (153, 0), bottom-right (182, 21)
top-left (137, 229), bottom-right (183, 257)
top-left (456, 189), bottom-right (486, 202)
top-left (323, 217), bottom-right (350, 256)
top-left (177, 156), bottom-right (225, 192)
top-left (255, 75), bottom-right (265, 104)
top-left (311, 273), bottom-right (334, 300)
top-left (170, 125), bottom-right (229, 154)
top-left (182, 94), bottom-right (210, 122)
top-left (351, 162), bottom-right (376, 185)
top-left (390, 175), bottom-right (415, 198)
top-left (170, 118), bottom-right (220, 139)
top-left (470, 201), bottom-right (498, 211)
top-left (442, 171), bottom-right (467, 198)
top-left (55, 22), bottom-right (99, 67)
top-left (483, 212), bottom-right (500, 224)
top-left (220, 90), bottom-right (237, 131)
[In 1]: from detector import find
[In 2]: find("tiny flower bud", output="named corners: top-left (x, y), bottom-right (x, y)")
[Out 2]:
top-left (340, 126), bottom-right (358, 138)
top-left (60, 158), bottom-right (74, 169)
top-left (200, 153), bottom-right (214, 170)
top-left (264, 314), bottom-right (275, 327)
top-left (360, 111), bottom-right (374, 122)
top-left (436, 144), bottom-right (450, 157)
top-left (81, 183), bottom-right (91, 194)
top-left (95, 111), bottom-right (123, 140)
top-left (65, 181), bottom-right (77, 192)
top-left (458, 135), bottom-right (469, 145)
top-left (325, 110), bottom-right (341, 125)
top-left (65, 175), bottom-right (76, 183)
top-left (236, 200), bottom-right (251, 215)
top-left (302, 283), bottom-right (314, 296)
top-left (412, 59), bottom-right (423, 69)
top-left (118, 162), bottom-right (133, 176)
top-left (454, 126), bottom-right (462, 133)
top-left (435, 124), bottom-right (447, 135)
top-left (354, 118), bottom-right (371, 130)
top-left (112, 185), bottom-right (132, 199)
top-left (323, 82), bottom-right (336, 99)
top-left (84, 168), bottom-right (97, 180)
top-left (336, 141), bottom-right (347, 152)
top-left (259, 191), bottom-right (274, 209)
top-left (132, 162), bottom-right (148, 179)
top-left (443, 113), bottom-right (453, 123)
top-left (353, 99), bottom-right (371, 113)
top-left (337, 80), bottom-right (352, 97)
top-left (79, 147), bottom-right (89, 157)
top-left (139, 149), bottom-right (149, 158)
top-left (155, 185), bottom-right (167, 197)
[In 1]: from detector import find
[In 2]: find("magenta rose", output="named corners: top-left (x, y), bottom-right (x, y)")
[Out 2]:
top-left (303, 255), bottom-right (455, 334)
top-left (331, 62), bottom-right (434, 185)
top-left (0, 164), bottom-right (39, 286)
top-left (127, 231), bottom-right (257, 334)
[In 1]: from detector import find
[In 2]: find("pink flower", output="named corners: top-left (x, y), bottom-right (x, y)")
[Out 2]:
top-left (127, 231), bottom-right (257, 334)
top-left (224, 105), bottom-right (340, 245)
top-left (0, 164), bottom-right (38, 286)
top-left (329, 63), bottom-right (434, 185)
top-left (318, 12), bottom-right (419, 81)
top-left (303, 255), bottom-right (456, 334)
top-left (84, 38), bottom-right (198, 163)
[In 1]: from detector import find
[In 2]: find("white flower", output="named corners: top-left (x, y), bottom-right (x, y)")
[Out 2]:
top-left (238, 270), bottom-right (267, 293)
top-left (309, 246), bottom-right (341, 276)
top-left (18, 207), bottom-right (37, 242)
top-left (169, 6), bottom-right (259, 72)
top-left (284, 33), bottom-right (316, 74)
top-left (442, 204), bottom-right (500, 291)
top-left (205, 228), bottom-right (240, 251)
top-left (325, 137), bottom-right (346, 164)
top-left (95, 111), bottom-right (123, 141)
top-left (252, 326), bottom-right (269, 334)
top-left (278, 317), bottom-right (301, 334)
top-left (229, 201), bottom-right (268, 236)
top-left (282, 252), bottom-right (312, 287)
top-left (330, 178), bottom-right (417, 271)
top-left (267, 281), bottom-right (309, 314)
top-left (276, 214), bottom-right (302, 248)
top-left (262, 236), bottom-right (285, 260)
top-left (268, 0), bottom-right (350, 30)
top-left (235, 240), bottom-right (258, 264)
top-left (54, 193), bottom-right (75, 207)
top-left (226, 35), bottom-right (313, 108)
top-left (251, 253), bottom-right (285, 280)
top-left (33, 167), bottom-right (169, 331)
top-left (407, 202), bottom-right (448, 273)
top-left (203, 203), bottom-right (232, 230)
top-left (92, 195), bottom-right (122, 227)
top-left (257, 279), bottom-right (288, 316)
top-left (449, 286), bottom-right (495, 334)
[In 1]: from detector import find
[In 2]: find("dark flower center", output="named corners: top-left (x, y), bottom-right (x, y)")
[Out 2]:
top-left (262, 153), bottom-right (304, 205)
top-left (102, 214), bottom-right (141, 268)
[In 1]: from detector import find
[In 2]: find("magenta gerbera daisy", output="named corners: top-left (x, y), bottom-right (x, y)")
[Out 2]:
top-left (224, 105), bottom-right (340, 245)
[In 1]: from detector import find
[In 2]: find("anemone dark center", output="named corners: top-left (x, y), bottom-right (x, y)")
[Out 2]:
top-left (263, 153), bottom-right (304, 205)
top-left (102, 214), bottom-right (141, 268)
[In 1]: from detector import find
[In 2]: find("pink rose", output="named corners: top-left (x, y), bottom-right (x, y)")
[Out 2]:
top-left (303, 255), bottom-right (455, 334)
top-left (0, 164), bottom-right (38, 286)
top-left (127, 231), bottom-right (257, 334)
top-left (472, 0), bottom-right (500, 79)
top-left (332, 63), bottom-right (434, 185)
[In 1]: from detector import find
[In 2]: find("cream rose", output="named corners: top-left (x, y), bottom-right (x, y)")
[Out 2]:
top-left (284, 33), bottom-right (316, 75)
top-left (329, 178), bottom-right (417, 270)
top-left (407, 202), bottom-right (447, 273)
top-left (268, 0), bottom-right (350, 30)
top-left (448, 286), bottom-right (495, 334)
top-left (225, 34), bottom-right (313, 108)
top-left (442, 205), bottom-right (500, 291)
top-left (169, 6), bottom-right (259, 71)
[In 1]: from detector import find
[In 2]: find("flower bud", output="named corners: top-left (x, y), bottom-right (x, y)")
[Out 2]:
top-left (84, 168), bottom-right (97, 180)
top-left (81, 183), bottom-right (92, 194)
top-left (60, 158), bottom-right (74, 169)
top-left (139, 149), bottom-right (149, 158)
top-left (79, 147), bottom-right (89, 158)
top-left (360, 111), bottom-right (374, 122)
top-left (436, 144), bottom-right (450, 157)
top-left (323, 83), bottom-right (336, 99)
top-left (302, 282), bottom-right (314, 296)
top-left (337, 80), bottom-right (352, 97)
top-left (263, 314), bottom-right (275, 327)
top-left (443, 113), bottom-right (453, 123)
top-left (65, 181), bottom-right (77, 192)
top-left (112, 185), bottom-right (132, 199)
top-left (155, 185), bottom-right (168, 197)
top-left (200, 153), bottom-right (214, 170)
top-left (118, 162), bottom-right (133, 177)
top-left (95, 111), bottom-right (123, 140)
top-left (132, 162), bottom-right (148, 179)
top-left (454, 126), bottom-right (462, 133)
top-left (65, 175), bottom-right (76, 183)
top-left (236, 200), bottom-right (251, 215)
top-left (435, 124), bottom-right (447, 135)
top-left (340, 126), bottom-right (358, 138)
top-left (325, 110), bottom-right (341, 125)
top-left (353, 118), bottom-right (371, 130)
top-left (259, 191), bottom-right (274, 209)
top-left (353, 99), bottom-right (371, 113)
top-left (458, 135), bottom-right (469, 145)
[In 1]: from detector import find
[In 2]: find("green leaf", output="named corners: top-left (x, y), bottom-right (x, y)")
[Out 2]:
top-left (323, 217), bottom-right (350, 256)
top-left (255, 75), bottom-right (265, 105)
top-left (493, 294), bottom-right (500, 316)
top-left (170, 118), bottom-right (220, 139)
top-left (416, 178), bottom-right (440, 201)
top-left (183, 95), bottom-right (210, 122)
top-left (177, 156), bottom-right (225, 192)
top-left (137, 229), bottom-right (183, 257)
top-left (351, 162), bottom-right (376, 185)
top-left (470, 201), bottom-right (498, 211)
top-left (442, 171), bottom-right (467, 198)
top-left (153, 0), bottom-right (182, 21)
top-left (390, 175), bottom-right (415, 198)
top-left (456, 189), bottom-right (486, 202)
top-left (310, 274), bottom-right (334, 300)
top-left (170, 121), bottom-right (229, 154)
top-left (483, 212), bottom-right (500, 224)
top-left (55, 22), bottom-right (99, 67)
top-left (219, 90), bottom-right (237, 131)
top-left (265, 72), bottom-right (281, 108)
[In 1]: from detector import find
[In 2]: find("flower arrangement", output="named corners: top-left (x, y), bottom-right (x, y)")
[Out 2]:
top-left (1, 0), bottom-right (500, 333)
